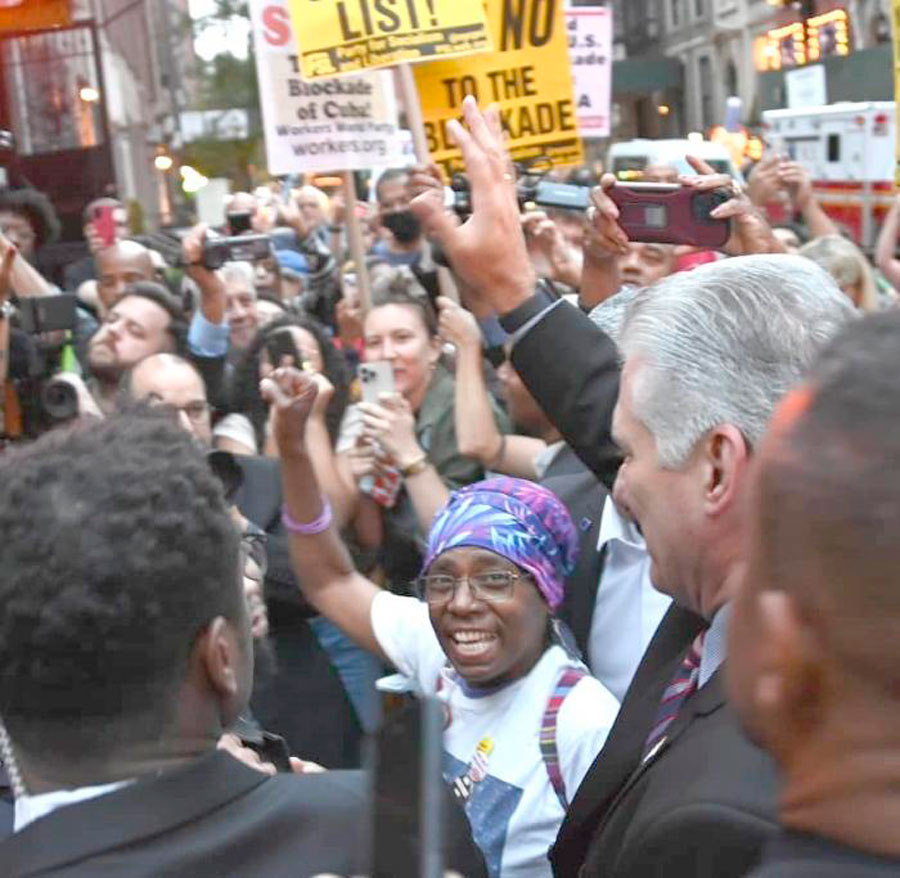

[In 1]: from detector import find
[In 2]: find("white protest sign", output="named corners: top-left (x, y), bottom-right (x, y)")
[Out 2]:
top-left (249, 0), bottom-right (406, 173)
top-left (566, 5), bottom-right (612, 138)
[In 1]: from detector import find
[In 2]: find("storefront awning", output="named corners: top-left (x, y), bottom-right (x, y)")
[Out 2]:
top-left (613, 56), bottom-right (684, 97)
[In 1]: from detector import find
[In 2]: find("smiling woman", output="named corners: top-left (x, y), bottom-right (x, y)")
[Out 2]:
top-left (268, 365), bottom-right (619, 878)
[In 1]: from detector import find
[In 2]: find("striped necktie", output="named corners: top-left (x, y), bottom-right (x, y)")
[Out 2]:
top-left (643, 630), bottom-right (707, 758)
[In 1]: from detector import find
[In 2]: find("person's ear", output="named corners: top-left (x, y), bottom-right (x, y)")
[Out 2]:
top-left (196, 616), bottom-right (248, 727)
top-left (748, 591), bottom-right (822, 756)
top-left (701, 424), bottom-right (750, 517)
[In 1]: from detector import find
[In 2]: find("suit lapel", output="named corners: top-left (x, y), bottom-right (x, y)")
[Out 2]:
top-left (554, 605), bottom-right (707, 863)
top-left (3, 752), bottom-right (268, 877)
top-left (611, 671), bottom-right (727, 808)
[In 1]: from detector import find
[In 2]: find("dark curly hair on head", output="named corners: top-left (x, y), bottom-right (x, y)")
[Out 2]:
top-left (0, 410), bottom-right (243, 764)
top-left (230, 314), bottom-right (350, 450)
top-left (0, 187), bottom-right (61, 248)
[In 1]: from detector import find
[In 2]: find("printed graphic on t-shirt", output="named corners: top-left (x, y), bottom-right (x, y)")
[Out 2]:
top-left (445, 751), bottom-right (523, 878)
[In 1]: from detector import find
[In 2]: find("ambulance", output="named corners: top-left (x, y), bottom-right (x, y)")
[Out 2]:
top-left (761, 102), bottom-right (896, 249)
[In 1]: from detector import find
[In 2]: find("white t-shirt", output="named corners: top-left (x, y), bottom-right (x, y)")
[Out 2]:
top-left (371, 592), bottom-right (620, 878)
top-left (212, 412), bottom-right (258, 454)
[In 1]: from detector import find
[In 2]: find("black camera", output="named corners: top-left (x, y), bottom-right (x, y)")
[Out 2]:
top-left (451, 161), bottom-right (591, 219)
top-left (40, 378), bottom-right (79, 422)
top-left (202, 234), bottom-right (273, 271)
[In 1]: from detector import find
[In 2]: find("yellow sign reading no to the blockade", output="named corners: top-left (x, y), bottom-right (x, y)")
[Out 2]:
top-left (413, 0), bottom-right (583, 177)
top-left (290, 0), bottom-right (492, 78)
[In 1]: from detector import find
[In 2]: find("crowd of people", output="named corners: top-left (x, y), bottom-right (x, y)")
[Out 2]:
top-left (1, 95), bottom-right (900, 877)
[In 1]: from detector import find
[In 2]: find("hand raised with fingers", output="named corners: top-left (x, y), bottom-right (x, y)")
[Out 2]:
top-left (358, 393), bottom-right (421, 469)
top-left (260, 367), bottom-right (320, 459)
top-left (683, 155), bottom-right (785, 256)
top-left (410, 96), bottom-right (535, 312)
top-left (777, 161), bottom-right (813, 212)
top-left (437, 296), bottom-right (481, 353)
top-left (409, 162), bottom-right (447, 201)
top-left (584, 174), bottom-right (630, 261)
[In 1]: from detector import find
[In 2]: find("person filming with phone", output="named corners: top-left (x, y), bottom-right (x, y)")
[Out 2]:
top-left (336, 266), bottom-right (509, 594)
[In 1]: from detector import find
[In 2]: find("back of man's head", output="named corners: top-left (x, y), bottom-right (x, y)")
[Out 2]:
top-left (620, 254), bottom-right (855, 468)
top-left (728, 312), bottom-right (900, 854)
top-left (734, 310), bottom-right (900, 726)
top-left (0, 413), bottom-right (247, 781)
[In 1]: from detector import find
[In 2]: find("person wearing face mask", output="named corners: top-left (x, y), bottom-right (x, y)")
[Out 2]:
top-left (265, 366), bottom-right (619, 878)
top-left (370, 169), bottom-right (443, 305)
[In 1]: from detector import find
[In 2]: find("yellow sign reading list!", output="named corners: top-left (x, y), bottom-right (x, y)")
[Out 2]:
top-left (290, 0), bottom-right (492, 78)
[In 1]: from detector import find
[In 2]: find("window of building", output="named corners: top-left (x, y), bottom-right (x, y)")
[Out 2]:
top-left (671, 0), bottom-right (684, 29)
top-left (694, 0), bottom-right (705, 18)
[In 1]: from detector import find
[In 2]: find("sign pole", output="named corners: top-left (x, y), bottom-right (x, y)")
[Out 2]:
top-left (341, 171), bottom-right (372, 315)
top-left (397, 63), bottom-right (431, 164)
top-left (893, 0), bottom-right (900, 186)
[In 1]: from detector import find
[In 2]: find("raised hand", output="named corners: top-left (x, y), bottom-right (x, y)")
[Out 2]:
top-left (585, 174), bottom-right (630, 259)
top-left (260, 367), bottom-right (320, 459)
top-left (683, 155), bottom-right (785, 256)
top-left (410, 96), bottom-right (535, 314)
top-left (358, 393), bottom-right (422, 470)
top-left (437, 296), bottom-right (481, 353)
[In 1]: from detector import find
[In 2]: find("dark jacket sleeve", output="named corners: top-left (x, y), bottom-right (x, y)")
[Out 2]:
top-left (612, 802), bottom-right (775, 878)
top-left (510, 301), bottom-right (623, 491)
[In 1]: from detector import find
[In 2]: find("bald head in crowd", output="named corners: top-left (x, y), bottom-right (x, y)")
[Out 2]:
top-left (728, 310), bottom-right (900, 869)
top-left (125, 353), bottom-right (212, 446)
top-left (96, 240), bottom-right (156, 312)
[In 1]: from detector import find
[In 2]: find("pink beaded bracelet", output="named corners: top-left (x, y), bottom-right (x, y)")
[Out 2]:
top-left (281, 500), bottom-right (333, 535)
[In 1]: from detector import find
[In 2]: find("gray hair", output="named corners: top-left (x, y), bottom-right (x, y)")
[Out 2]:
top-left (219, 260), bottom-right (256, 295)
top-left (620, 254), bottom-right (856, 468)
top-left (589, 286), bottom-right (639, 345)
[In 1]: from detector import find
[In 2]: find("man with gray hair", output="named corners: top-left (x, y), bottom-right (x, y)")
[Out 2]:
top-left (410, 98), bottom-right (855, 878)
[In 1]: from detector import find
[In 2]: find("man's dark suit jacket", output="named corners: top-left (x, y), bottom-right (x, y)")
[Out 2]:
top-left (542, 444), bottom-right (608, 660)
top-left (1, 762), bottom-right (12, 838)
top-left (235, 456), bottom-right (363, 768)
top-left (746, 831), bottom-right (900, 877)
top-left (511, 301), bottom-right (779, 877)
top-left (1, 750), bottom-right (486, 878)
top-left (1, 751), bottom-right (368, 877)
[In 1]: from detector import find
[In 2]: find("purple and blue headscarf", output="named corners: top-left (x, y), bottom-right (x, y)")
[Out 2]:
top-left (423, 477), bottom-right (578, 610)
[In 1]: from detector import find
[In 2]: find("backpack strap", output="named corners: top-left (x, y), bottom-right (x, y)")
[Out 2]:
top-left (540, 667), bottom-right (587, 810)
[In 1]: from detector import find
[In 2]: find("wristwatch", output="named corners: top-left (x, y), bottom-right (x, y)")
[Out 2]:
top-left (0, 301), bottom-right (14, 320)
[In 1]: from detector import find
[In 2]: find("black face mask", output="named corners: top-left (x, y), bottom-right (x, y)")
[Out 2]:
top-left (381, 209), bottom-right (421, 244)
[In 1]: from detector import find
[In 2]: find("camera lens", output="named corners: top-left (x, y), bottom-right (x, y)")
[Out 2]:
top-left (41, 379), bottom-right (79, 421)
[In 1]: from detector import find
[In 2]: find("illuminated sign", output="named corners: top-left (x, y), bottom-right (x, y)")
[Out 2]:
top-left (807, 9), bottom-right (851, 62)
top-left (759, 7), bottom-right (850, 72)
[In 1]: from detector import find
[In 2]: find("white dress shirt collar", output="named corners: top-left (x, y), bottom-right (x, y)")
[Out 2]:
top-left (14, 779), bottom-right (132, 833)
top-left (597, 497), bottom-right (644, 552)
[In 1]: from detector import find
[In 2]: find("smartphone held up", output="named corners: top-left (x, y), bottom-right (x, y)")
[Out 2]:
top-left (608, 182), bottom-right (732, 249)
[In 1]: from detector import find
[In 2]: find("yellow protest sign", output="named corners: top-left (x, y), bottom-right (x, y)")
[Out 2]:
top-left (414, 0), bottom-right (582, 176)
top-left (289, 0), bottom-right (492, 78)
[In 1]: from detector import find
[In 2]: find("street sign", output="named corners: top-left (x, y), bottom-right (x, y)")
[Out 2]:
top-left (287, 0), bottom-right (492, 78)
top-left (565, 5), bottom-right (612, 139)
top-left (414, 0), bottom-right (583, 176)
top-left (785, 64), bottom-right (827, 109)
top-left (250, 0), bottom-right (406, 173)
